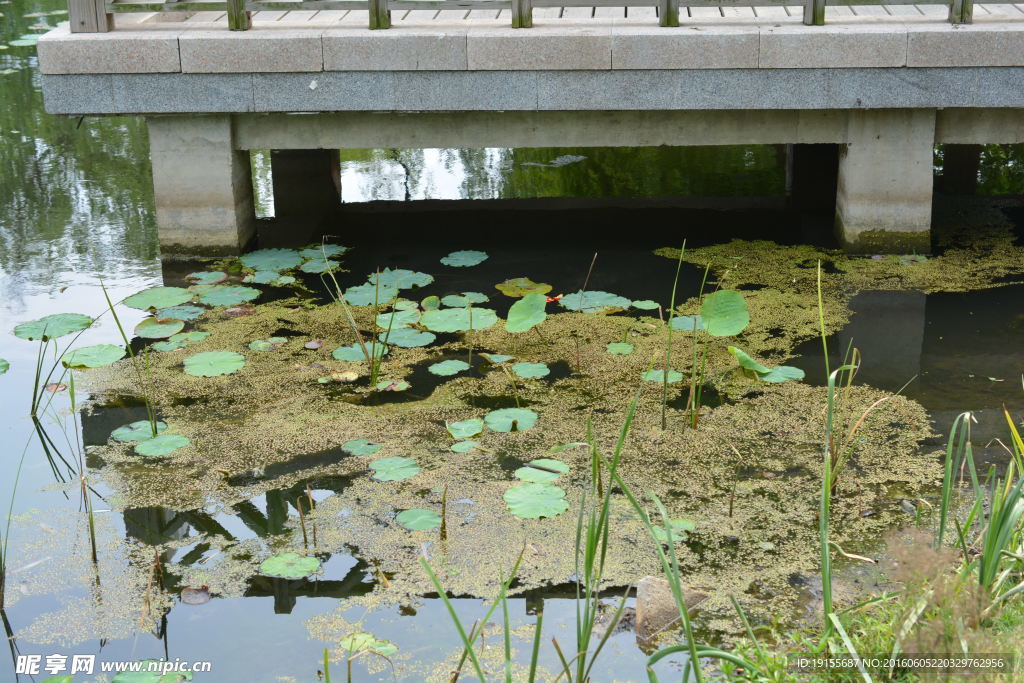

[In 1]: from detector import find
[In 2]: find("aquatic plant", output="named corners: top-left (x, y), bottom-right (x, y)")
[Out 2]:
top-left (186, 271), bottom-right (227, 285)
top-left (606, 342), bottom-right (633, 355)
top-left (484, 407), bottom-right (537, 432)
top-left (259, 552), bottom-right (321, 579)
top-left (559, 290), bottom-right (631, 314)
top-left (446, 419), bottom-right (484, 440)
top-left (61, 344), bottom-right (126, 369)
top-left (183, 350), bottom-right (246, 377)
top-left (13, 312), bottom-right (92, 340)
top-left (513, 459), bottom-right (569, 484)
top-left (135, 433), bottom-right (190, 457)
top-left (427, 359), bottom-right (469, 376)
top-left (504, 483), bottom-right (569, 519)
top-left (111, 420), bottom-right (167, 442)
top-left (368, 268), bottom-right (433, 290)
top-left (196, 285), bottom-right (260, 307)
top-left (396, 508), bottom-right (441, 531)
top-left (495, 277), bottom-right (552, 297)
top-left (661, 241), bottom-right (685, 430)
top-left (440, 249), bottom-right (488, 267)
top-left (122, 286), bottom-right (191, 311)
top-left (0, 359), bottom-right (8, 375)
top-left (342, 439), bottom-right (381, 456)
top-left (420, 307), bottom-right (498, 332)
top-left (134, 317), bottom-right (185, 339)
top-left (512, 361), bottom-right (549, 379)
top-left (727, 346), bottom-right (805, 383)
top-left (240, 248), bottom-right (303, 271)
top-left (505, 292), bottom-right (547, 334)
top-left (369, 456), bottom-right (419, 482)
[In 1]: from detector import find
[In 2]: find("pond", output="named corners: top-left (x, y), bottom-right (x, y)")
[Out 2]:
top-left (4, 3), bottom-right (1024, 682)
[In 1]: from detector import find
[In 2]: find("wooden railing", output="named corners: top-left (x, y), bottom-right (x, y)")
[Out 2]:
top-left (69, 0), bottom-right (997, 33)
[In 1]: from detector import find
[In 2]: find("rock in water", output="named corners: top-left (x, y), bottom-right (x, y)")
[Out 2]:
top-left (635, 576), bottom-right (708, 645)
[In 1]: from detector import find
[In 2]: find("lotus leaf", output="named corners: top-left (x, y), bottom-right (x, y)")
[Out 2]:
top-left (421, 307), bottom-right (498, 332)
top-left (111, 420), bottom-right (167, 442)
top-left (495, 277), bottom-right (552, 298)
top-left (462, 291), bottom-right (489, 303)
top-left (183, 350), bottom-right (245, 377)
top-left (514, 458), bottom-right (569, 484)
top-left (299, 258), bottom-right (340, 274)
top-left (631, 299), bottom-right (660, 310)
top-left (700, 290), bottom-right (749, 337)
top-left (606, 342), bottom-right (634, 355)
top-left (123, 287), bottom-right (192, 311)
top-left (134, 317), bottom-right (185, 339)
top-left (249, 337), bottom-right (287, 351)
top-left (512, 362), bottom-right (549, 379)
top-left (242, 270), bottom-right (280, 284)
top-left (369, 268), bottom-right (433, 290)
top-left (272, 275), bottom-right (297, 286)
top-left (333, 343), bottom-right (388, 362)
top-left (135, 433), bottom-right (190, 457)
top-left (376, 379), bottom-right (410, 391)
top-left (393, 299), bottom-right (419, 311)
top-left (485, 408), bottom-right (538, 433)
top-left (339, 632), bottom-right (398, 657)
top-left (450, 440), bottom-right (478, 453)
top-left (504, 483), bottom-right (569, 519)
top-left (642, 369), bottom-right (683, 384)
top-left (440, 250), bottom-right (488, 267)
top-left (259, 552), bottom-right (321, 579)
top-left (441, 294), bottom-right (471, 308)
top-left (152, 341), bottom-right (184, 352)
top-left (370, 456), bottom-right (420, 481)
top-left (559, 290), bottom-right (631, 313)
top-left (299, 244), bottom-right (347, 259)
top-left (651, 519), bottom-right (696, 544)
top-left (506, 292), bottom-right (547, 333)
top-left (549, 442), bottom-right (588, 453)
top-left (13, 312), bottom-right (93, 340)
top-left (240, 248), bottom-right (302, 271)
top-left (396, 508), bottom-right (442, 531)
top-left (186, 271), bottom-right (227, 285)
top-left (0, 359), bottom-right (7, 375)
top-left (382, 328), bottom-right (435, 348)
top-left (61, 344), bottom-right (126, 369)
top-left (429, 359), bottom-right (470, 376)
top-left (376, 310), bottom-right (420, 330)
top-left (481, 353), bottom-right (514, 364)
top-left (170, 331), bottom-right (210, 343)
top-left (728, 346), bottom-right (805, 383)
top-left (447, 419), bottom-right (484, 439)
top-left (670, 314), bottom-right (704, 331)
top-left (156, 305), bottom-right (205, 321)
top-left (342, 439), bottom-right (382, 456)
top-left (198, 285), bottom-right (260, 307)
top-left (421, 295), bottom-right (441, 310)
top-left (344, 282), bottom-right (398, 306)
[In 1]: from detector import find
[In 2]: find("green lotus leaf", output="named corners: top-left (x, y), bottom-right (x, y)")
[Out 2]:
top-left (447, 419), bottom-right (484, 440)
top-left (13, 312), bottom-right (93, 340)
top-left (344, 282), bottom-right (398, 306)
top-left (376, 379), bottom-right (410, 391)
top-left (242, 270), bottom-right (280, 284)
top-left (240, 248), bottom-right (302, 271)
top-left (632, 299), bottom-right (660, 310)
top-left (504, 483), bottom-right (569, 519)
top-left (485, 408), bottom-right (538, 433)
top-left (156, 305), bottom-right (206, 321)
top-left (728, 346), bottom-right (805, 383)
top-left (0, 358), bottom-right (7, 375)
top-left (393, 299), bottom-right (419, 311)
top-left (441, 294), bottom-right (471, 308)
top-left (480, 353), bottom-right (514, 364)
top-left (259, 552), bottom-right (321, 579)
top-left (183, 350), bottom-right (245, 377)
top-left (134, 433), bottom-right (190, 457)
top-left (506, 292), bottom-right (547, 334)
top-left (300, 258), bottom-right (340, 274)
top-left (111, 420), bottom-right (167, 443)
top-left (61, 344), bottom-right (126, 369)
top-left (700, 290), bottom-right (749, 337)
top-left (271, 275), bottom-right (297, 286)
top-left (185, 271), bottom-right (227, 285)
top-left (512, 362), bottom-right (550, 379)
top-left (549, 442), bottom-right (588, 453)
top-left (134, 317), bottom-right (185, 339)
top-left (429, 359), bottom-right (470, 376)
top-left (495, 277), bottom-right (552, 298)
top-left (339, 632), bottom-right (398, 657)
top-left (514, 458), bottom-right (569, 484)
top-left (299, 244), bottom-right (348, 259)
top-left (370, 456), bottom-right (420, 482)
top-left (440, 250), bottom-right (488, 267)
top-left (727, 346), bottom-right (772, 374)
top-left (123, 287), bottom-right (192, 311)
top-left (450, 440), bottom-right (478, 453)
top-left (420, 307), bottom-right (498, 333)
top-left (670, 314), bottom-right (704, 332)
top-left (376, 309), bottom-right (420, 330)
top-left (421, 295), bottom-right (441, 311)
top-left (396, 508), bottom-right (442, 531)
top-left (333, 343), bottom-right (388, 362)
top-left (152, 341), bottom-right (185, 352)
top-left (606, 342), bottom-right (634, 355)
top-left (381, 328), bottom-right (435, 348)
top-left (343, 438), bottom-right (382, 456)
top-left (369, 268), bottom-right (433, 290)
top-left (198, 285), bottom-right (260, 307)
top-left (642, 369), bottom-right (683, 384)
top-left (559, 290), bottom-right (631, 314)
top-left (170, 331), bottom-right (210, 343)
top-left (462, 292), bottom-right (489, 303)
top-left (651, 519), bottom-right (696, 544)
top-left (249, 337), bottom-right (288, 351)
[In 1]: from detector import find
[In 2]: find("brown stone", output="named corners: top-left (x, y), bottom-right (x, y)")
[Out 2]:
top-left (635, 576), bottom-right (708, 643)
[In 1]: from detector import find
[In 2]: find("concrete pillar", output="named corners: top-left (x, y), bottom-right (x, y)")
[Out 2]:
top-left (147, 115), bottom-right (255, 257)
top-left (270, 149), bottom-right (342, 225)
top-left (835, 109), bottom-right (936, 253)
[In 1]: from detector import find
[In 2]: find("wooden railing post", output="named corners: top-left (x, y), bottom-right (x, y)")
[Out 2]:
top-left (68, 0), bottom-right (112, 33)
top-left (949, 0), bottom-right (974, 24)
top-left (803, 0), bottom-right (825, 25)
top-left (369, 0), bottom-right (391, 29)
top-left (227, 0), bottom-right (252, 30)
top-left (658, 0), bottom-right (679, 27)
top-left (512, 0), bottom-right (533, 28)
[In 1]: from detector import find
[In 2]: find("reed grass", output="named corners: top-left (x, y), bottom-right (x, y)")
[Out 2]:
top-left (661, 241), bottom-right (685, 430)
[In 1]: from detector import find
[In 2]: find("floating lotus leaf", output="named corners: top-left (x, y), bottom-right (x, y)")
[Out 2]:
top-left (700, 290), bottom-right (749, 337)
top-left (156, 305), bottom-right (205, 321)
top-left (370, 456), bottom-right (420, 482)
top-left (369, 268), bottom-right (433, 290)
top-left (642, 369), bottom-right (683, 384)
top-left (376, 379), bottom-right (410, 391)
top-left (549, 442), bottom-right (588, 453)
top-left (339, 632), bottom-right (398, 657)
top-left (462, 292), bottom-right (489, 303)
top-left (111, 420), bottom-right (167, 443)
top-left (441, 294), bottom-right (471, 308)
top-left (632, 299), bottom-right (660, 310)
top-left (670, 314), bottom-right (704, 332)
top-left (396, 508), bottom-right (442, 531)
top-left (299, 244), bottom-right (347, 259)
top-left (504, 483), bottom-right (569, 519)
top-left (123, 287), bottom-right (192, 311)
top-left (299, 258), bottom-right (340, 274)
top-left (481, 353), bottom-right (514, 364)
top-left (429, 359), bottom-right (470, 376)
top-left (240, 248), bottom-right (302, 271)
top-left (729, 346), bottom-right (805, 384)
top-left (514, 458), bottom-right (569, 484)
top-left (198, 285), bottom-right (260, 307)
top-left (61, 344), bottom-right (126, 369)
top-left (242, 270), bottom-right (280, 284)
top-left (134, 317), bottom-right (185, 339)
top-left (382, 328), bottom-right (435, 348)
top-left (344, 282), bottom-right (398, 306)
top-left (559, 290), bottom-right (631, 314)
top-left (485, 408), bottom-right (538, 433)
top-left (506, 292), bottom-right (547, 334)
top-left (333, 343), bottom-right (388, 362)
top-left (249, 336), bottom-right (287, 351)
top-left (170, 331), bottom-right (210, 343)
top-left (606, 342), bottom-right (634, 355)
top-left (186, 271), bottom-right (227, 285)
top-left (495, 277), bottom-right (552, 298)
top-left (421, 295), bottom-right (441, 310)
top-left (13, 312), bottom-right (93, 340)
top-left (0, 359), bottom-right (7, 375)
top-left (393, 299), bottom-right (418, 311)
top-left (440, 250), bottom-right (488, 267)
top-left (342, 438), bottom-right (382, 456)
top-left (272, 275), bottom-right (297, 286)
top-left (183, 350), bottom-right (245, 377)
top-left (512, 362), bottom-right (550, 379)
top-left (259, 552), bottom-right (321, 579)
top-left (651, 519), bottom-right (696, 544)
top-left (152, 341), bottom-right (185, 352)
top-left (421, 307), bottom-right (498, 333)
top-left (450, 440), bottom-right (478, 453)
top-left (447, 419), bottom-right (484, 440)
top-left (135, 433), bottom-right (190, 457)
top-left (376, 310), bottom-right (420, 330)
